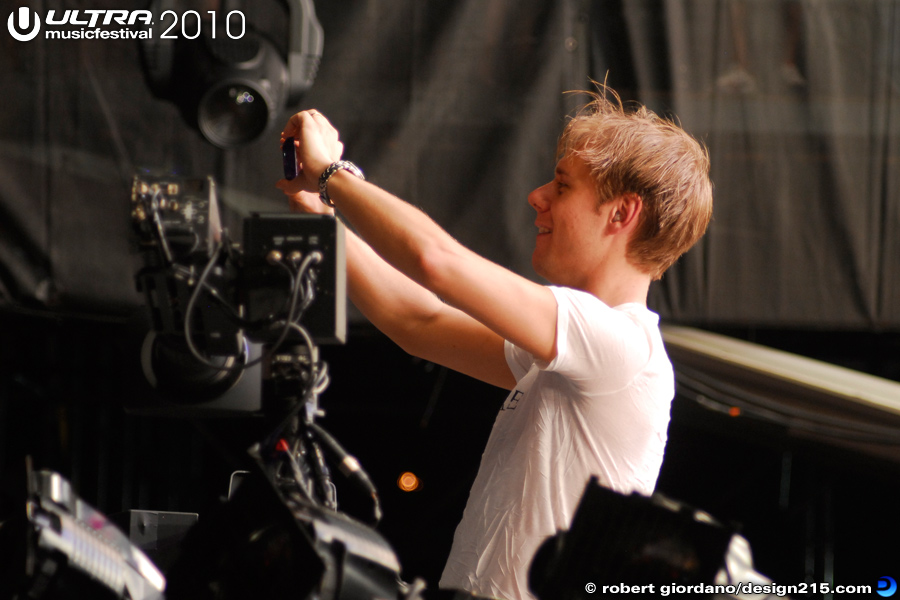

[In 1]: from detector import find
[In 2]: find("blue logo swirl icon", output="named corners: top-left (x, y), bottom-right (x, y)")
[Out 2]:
top-left (7, 7), bottom-right (41, 42)
top-left (878, 576), bottom-right (898, 598)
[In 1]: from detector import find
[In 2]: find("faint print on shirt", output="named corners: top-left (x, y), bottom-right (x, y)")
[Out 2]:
top-left (502, 389), bottom-right (524, 411)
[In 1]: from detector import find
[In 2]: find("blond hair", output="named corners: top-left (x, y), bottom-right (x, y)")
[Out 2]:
top-left (558, 88), bottom-right (713, 280)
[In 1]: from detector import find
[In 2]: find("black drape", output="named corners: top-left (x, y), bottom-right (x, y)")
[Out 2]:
top-left (1, 0), bottom-right (898, 327)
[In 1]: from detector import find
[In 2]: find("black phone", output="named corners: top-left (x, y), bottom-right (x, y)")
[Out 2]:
top-left (282, 137), bottom-right (298, 180)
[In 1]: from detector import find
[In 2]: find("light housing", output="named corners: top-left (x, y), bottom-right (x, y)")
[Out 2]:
top-left (140, 0), bottom-right (323, 148)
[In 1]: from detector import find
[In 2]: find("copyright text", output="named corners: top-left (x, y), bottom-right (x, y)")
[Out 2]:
top-left (583, 582), bottom-right (872, 596)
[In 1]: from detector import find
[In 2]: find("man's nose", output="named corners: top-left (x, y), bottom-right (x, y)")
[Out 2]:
top-left (528, 182), bottom-right (551, 212)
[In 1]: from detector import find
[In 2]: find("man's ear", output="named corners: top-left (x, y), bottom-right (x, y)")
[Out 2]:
top-left (610, 193), bottom-right (643, 228)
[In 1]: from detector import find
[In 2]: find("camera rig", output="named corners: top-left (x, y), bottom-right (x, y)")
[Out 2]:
top-left (130, 174), bottom-right (346, 353)
top-left (123, 174), bottom-right (423, 600)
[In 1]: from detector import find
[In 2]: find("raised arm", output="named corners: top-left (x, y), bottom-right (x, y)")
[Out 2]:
top-left (274, 190), bottom-right (515, 389)
top-left (278, 110), bottom-right (560, 384)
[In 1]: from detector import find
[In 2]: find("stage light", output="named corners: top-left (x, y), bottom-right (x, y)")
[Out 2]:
top-left (528, 477), bottom-right (735, 600)
top-left (397, 471), bottom-right (421, 492)
top-left (163, 452), bottom-right (420, 600)
top-left (195, 39), bottom-right (287, 148)
top-left (141, 0), bottom-right (323, 148)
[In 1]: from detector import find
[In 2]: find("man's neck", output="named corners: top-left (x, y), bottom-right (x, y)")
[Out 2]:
top-left (580, 264), bottom-right (652, 308)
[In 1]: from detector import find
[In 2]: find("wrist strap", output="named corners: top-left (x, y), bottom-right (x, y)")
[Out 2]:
top-left (318, 161), bottom-right (365, 207)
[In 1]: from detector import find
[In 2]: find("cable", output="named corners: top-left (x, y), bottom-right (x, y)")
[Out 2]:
top-left (180, 248), bottom-right (323, 372)
top-left (238, 250), bottom-right (323, 371)
top-left (310, 422), bottom-right (383, 525)
top-left (212, 254), bottom-right (323, 388)
top-left (249, 260), bottom-right (298, 327)
top-left (171, 263), bottom-right (244, 323)
top-left (158, 212), bottom-right (345, 515)
top-left (283, 437), bottom-right (317, 505)
top-left (260, 325), bottom-right (327, 454)
top-left (258, 319), bottom-right (333, 511)
top-left (148, 189), bottom-right (174, 264)
top-left (257, 251), bottom-right (322, 363)
top-left (183, 242), bottom-right (236, 370)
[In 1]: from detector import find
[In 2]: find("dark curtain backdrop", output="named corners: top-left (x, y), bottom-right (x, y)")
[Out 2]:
top-left (654, 0), bottom-right (900, 327)
top-left (1, 0), bottom-right (898, 328)
top-left (3, 2), bottom-right (900, 592)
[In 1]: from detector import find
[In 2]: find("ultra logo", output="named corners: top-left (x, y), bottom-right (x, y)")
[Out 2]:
top-left (8, 7), bottom-right (41, 42)
top-left (7, 7), bottom-right (155, 42)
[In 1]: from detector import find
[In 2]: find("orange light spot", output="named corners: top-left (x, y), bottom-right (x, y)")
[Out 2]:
top-left (729, 406), bottom-right (741, 417)
top-left (397, 471), bottom-right (420, 492)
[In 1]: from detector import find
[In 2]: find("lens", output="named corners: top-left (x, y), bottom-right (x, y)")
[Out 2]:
top-left (198, 81), bottom-right (272, 148)
top-left (141, 331), bottom-right (246, 403)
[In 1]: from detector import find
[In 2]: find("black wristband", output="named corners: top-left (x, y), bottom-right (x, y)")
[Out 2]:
top-left (318, 161), bottom-right (365, 207)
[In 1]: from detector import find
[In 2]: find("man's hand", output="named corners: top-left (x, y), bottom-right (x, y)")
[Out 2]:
top-left (279, 109), bottom-right (344, 193)
top-left (276, 188), bottom-right (335, 216)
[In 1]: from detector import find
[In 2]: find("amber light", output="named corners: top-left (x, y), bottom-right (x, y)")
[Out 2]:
top-left (397, 471), bottom-right (420, 492)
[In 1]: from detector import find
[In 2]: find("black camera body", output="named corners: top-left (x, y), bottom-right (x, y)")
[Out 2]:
top-left (131, 174), bottom-right (345, 352)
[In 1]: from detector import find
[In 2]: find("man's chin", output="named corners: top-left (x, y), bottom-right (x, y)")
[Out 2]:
top-left (531, 255), bottom-right (552, 283)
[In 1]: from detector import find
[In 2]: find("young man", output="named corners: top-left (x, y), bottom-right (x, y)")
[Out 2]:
top-left (276, 90), bottom-right (713, 600)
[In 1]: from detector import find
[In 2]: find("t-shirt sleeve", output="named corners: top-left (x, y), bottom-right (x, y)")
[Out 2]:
top-left (504, 337), bottom-right (533, 381)
top-left (541, 286), bottom-right (654, 395)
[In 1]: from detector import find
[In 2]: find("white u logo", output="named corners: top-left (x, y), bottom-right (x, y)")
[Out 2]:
top-left (8, 7), bottom-right (41, 42)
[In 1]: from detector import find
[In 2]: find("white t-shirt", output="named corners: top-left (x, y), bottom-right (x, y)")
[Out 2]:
top-left (439, 286), bottom-right (674, 600)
